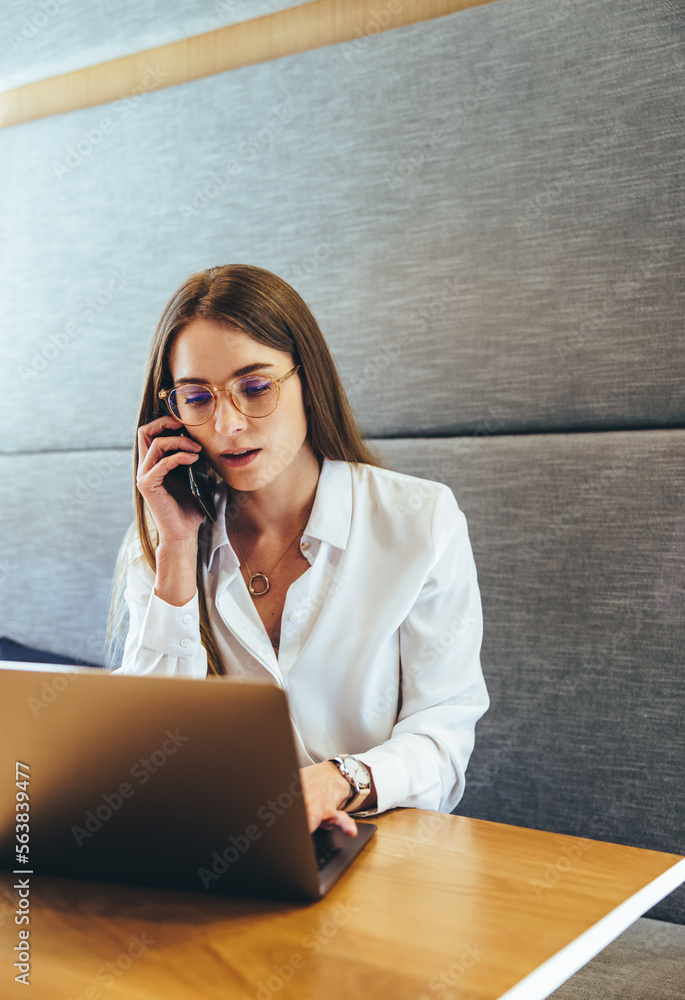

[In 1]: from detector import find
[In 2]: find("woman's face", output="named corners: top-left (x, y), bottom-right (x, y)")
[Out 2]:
top-left (167, 317), bottom-right (314, 493)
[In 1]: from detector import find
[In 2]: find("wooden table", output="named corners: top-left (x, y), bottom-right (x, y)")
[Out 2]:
top-left (1, 809), bottom-right (683, 1000)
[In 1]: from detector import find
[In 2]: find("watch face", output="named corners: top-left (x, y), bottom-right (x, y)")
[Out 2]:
top-left (343, 756), bottom-right (370, 788)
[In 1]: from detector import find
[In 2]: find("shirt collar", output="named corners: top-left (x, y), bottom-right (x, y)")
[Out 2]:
top-left (203, 457), bottom-right (353, 568)
top-left (305, 458), bottom-right (352, 549)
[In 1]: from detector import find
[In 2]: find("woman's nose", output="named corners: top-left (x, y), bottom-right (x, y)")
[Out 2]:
top-left (213, 390), bottom-right (249, 435)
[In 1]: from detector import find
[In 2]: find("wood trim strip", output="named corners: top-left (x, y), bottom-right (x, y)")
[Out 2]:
top-left (0, 0), bottom-right (498, 130)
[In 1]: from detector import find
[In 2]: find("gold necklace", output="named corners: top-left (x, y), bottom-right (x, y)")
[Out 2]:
top-left (234, 523), bottom-right (308, 597)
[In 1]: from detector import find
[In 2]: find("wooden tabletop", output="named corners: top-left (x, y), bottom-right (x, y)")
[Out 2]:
top-left (1, 809), bottom-right (683, 1000)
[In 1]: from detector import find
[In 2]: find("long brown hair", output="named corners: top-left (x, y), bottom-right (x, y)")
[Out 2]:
top-left (106, 264), bottom-right (383, 675)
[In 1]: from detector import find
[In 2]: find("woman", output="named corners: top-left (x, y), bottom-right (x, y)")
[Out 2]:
top-left (108, 264), bottom-right (488, 837)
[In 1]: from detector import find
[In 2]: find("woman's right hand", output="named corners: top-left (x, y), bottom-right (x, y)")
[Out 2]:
top-left (136, 414), bottom-right (207, 546)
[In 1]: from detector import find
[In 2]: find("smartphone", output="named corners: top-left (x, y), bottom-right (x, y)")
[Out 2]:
top-left (152, 412), bottom-right (217, 523)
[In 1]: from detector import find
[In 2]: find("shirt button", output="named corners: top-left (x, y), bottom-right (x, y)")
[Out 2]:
top-left (182, 614), bottom-right (192, 624)
top-left (301, 541), bottom-right (310, 551)
top-left (179, 637), bottom-right (192, 648)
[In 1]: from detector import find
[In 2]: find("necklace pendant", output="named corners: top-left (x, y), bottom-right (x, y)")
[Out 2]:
top-left (248, 572), bottom-right (270, 597)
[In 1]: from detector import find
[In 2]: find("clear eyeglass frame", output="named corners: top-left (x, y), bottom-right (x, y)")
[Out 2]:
top-left (158, 365), bottom-right (300, 425)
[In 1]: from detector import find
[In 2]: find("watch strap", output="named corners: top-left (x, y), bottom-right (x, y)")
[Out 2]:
top-left (329, 754), bottom-right (370, 813)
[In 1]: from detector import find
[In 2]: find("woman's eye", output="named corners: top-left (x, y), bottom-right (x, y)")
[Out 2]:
top-left (185, 391), bottom-right (212, 406)
top-left (241, 379), bottom-right (271, 396)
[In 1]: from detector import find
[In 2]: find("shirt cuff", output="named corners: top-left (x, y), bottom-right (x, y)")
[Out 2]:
top-left (354, 746), bottom-right (409, 817)
top-left (140, 590), bottom-right (201, 657)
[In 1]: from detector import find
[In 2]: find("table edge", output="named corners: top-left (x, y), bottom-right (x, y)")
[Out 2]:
top-left (497, 855), bottom-right (685, 1000)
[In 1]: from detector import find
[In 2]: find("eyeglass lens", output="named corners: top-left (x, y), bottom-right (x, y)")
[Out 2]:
top-left (168, 376), bottom-right (277, 424)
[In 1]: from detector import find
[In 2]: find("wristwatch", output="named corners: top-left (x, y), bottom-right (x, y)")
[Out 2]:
top-left (328, 755), bottom-right (371, 813)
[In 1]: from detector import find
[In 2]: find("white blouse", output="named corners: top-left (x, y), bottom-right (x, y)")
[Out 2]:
top-left (115, 459), bottom-right (489, 816)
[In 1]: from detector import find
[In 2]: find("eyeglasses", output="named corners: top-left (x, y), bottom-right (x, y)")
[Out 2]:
top-left (158, 366), bottom-right (300, 426)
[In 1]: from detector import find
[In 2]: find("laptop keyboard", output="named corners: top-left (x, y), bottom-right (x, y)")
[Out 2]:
top-left (315, 842), bottom-right (342, 871)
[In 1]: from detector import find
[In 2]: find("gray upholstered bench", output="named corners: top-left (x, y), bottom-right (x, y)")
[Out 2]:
top-left (549, 917), bottom-right (685, 999)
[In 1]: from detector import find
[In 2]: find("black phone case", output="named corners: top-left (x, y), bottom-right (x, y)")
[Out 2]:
top-left (152, 414), bottom-right (217, 523)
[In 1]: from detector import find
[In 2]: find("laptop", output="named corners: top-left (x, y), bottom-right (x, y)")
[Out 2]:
top-left (0, 663), bottom-right (376, 901)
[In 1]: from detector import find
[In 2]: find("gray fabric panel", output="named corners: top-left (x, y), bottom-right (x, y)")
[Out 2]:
top-left (0, 450), bottom-right (134, 664)
top-left (1, 0), bottom-right (684, 454)
top-left (549, 917), bottom-right (685, 1000)
top-left (1, 432), bottom-right (683, 924)
top-left (0, 0), bottom-right (314, 90)
top-left (376, 431), bottom-right (685, 924)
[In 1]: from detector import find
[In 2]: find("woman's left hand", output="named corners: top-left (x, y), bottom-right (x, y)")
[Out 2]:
top-left (299, 762), bottom-right (358, 836)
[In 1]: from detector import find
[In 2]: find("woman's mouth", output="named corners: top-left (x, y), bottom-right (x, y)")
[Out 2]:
top-left (220, 448), bottom-right (261, 468)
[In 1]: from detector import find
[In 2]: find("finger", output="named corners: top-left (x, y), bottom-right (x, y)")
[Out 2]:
top-left (139, 413), bottom-right (184, 440)
top-left (333, 811), bottom-right (358, 837)
top-left (137, 451), bottom-right (199, 489)
top-left (138, 435), bottom-right (202, 475)
top-left (137, 414), bottom-right (185, 457)
top-left (136, 451), bottom-right (200, 493)
top-left (317, 810), bottom-right (358, 837)
top-left (150, 434), bottom-right (202, 457)
top-left (306, 805), bottom-right (320, 834)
